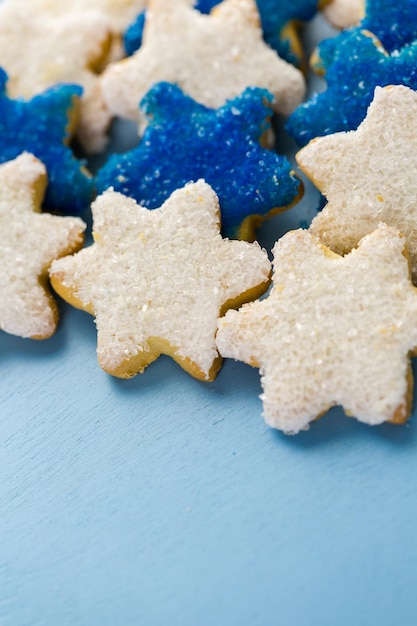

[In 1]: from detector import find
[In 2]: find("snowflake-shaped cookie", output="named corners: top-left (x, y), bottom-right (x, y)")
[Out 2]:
top-left (0, 70), bottom-right (93, 215)
top-left (216, 225), bottom-right (417, 433)
top-left (49, 180), bottom-right (271, 381)
top-left (0, 2), bottom-right (113, 152)
top-left (0, 154), bottom-right (85, 340)
top-left (95, 82), bottom-right (302, 240)
top-left (99, 0), bottom-right (305, 129)
top-left (297, 85), bottom-right (417, 283)
top-left (286, 30), bottom-right (417, 146)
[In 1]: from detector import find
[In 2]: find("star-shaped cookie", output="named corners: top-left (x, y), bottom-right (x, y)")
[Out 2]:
top-left (216, 225), bottom-right (417, 433)
top-left (49, 180), bottom-right (272, 381)
top-left (0, 154), bottom-right (85, 340)
top-left (0, 69), bottom-right (93, 215)
top-left (297, 85), bottom-right (417, 283)
top-left (315, 0), bottom-right (417, 75)
top-left (0, 2), bottom-right (113, 152)
top-left (95, 82), bottom-right (302, 240)
top-left (286, 30), bottom-right (417, 146)
top-left (99, 0), bottom-right (305, 129)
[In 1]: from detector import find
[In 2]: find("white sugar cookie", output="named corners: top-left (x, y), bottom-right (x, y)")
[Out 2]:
top-left (216, 225), bottom-right (417, 433)
top-left (99, 0), bottom-right (305, 131)
top-left (0, 154), bottom-right (85, 340)
top-left (296, 86), bottom-right (417, 283)
top-left (49, 180), bottom-right (271, 380)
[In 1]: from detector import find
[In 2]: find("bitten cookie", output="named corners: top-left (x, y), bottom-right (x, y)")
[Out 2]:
top-left (297, 85), bottom-right (417, 283)
top-left (95, 82), bottom-right (302, 241)
top-left (49, 180), bottom-right (271, 381)
top-left (99, 0), bottom-right (305, 131)
top-left (216, 225), bottom-right (417, 434)
top-left (0, 153), bottom-right (85, 340)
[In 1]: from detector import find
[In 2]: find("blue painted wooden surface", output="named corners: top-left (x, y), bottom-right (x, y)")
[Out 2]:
top-left (2, 14), bottom-right (417, 626)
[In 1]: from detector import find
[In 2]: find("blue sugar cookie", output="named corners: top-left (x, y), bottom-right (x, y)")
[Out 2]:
top-left (123, 11), bottom-right (145, 56)
top-left (95, 82), bottom-right (302, 240)
top-left (0, 68), bottom-right (93, 215)
top-left (314, 0), bottom-right (417, 75)
top-left (286, 30), bottom-right (417, 146)
top-left (123, 0), bottom-right (320, 67)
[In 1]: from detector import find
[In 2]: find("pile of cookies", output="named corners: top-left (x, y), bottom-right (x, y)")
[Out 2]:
top-left (1, 0), bottom-right (417, 434)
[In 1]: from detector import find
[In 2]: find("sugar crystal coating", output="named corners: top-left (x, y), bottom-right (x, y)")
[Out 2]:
top-left (50, 181), bottom-right (272, 380)
top-left (0, 153), bottom-right (85, 339)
